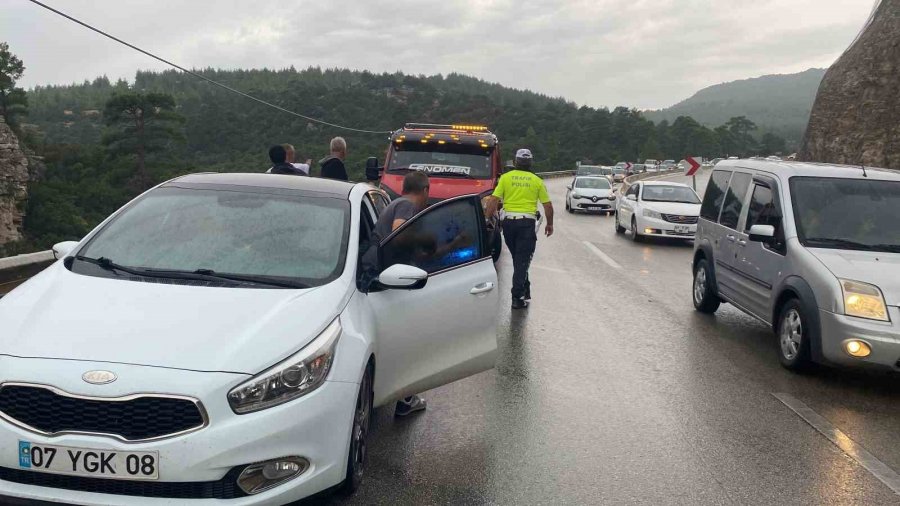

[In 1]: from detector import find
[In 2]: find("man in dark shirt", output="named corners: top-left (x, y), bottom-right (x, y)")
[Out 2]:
top-left (267, 145), bottom-right (307, 176)
top-left (319, 137), bottom-right (349, 181)
top-left (373, 171), bottom-right (431, 416)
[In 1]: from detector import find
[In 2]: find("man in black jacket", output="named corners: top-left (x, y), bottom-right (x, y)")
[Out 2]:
top-left (267, 145), bottom-right (307, 176)
top-left (319, 137), bottom-right (349, 181)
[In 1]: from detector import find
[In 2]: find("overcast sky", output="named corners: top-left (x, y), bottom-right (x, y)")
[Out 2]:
top-left (3, 0), bottom-right (876, 110)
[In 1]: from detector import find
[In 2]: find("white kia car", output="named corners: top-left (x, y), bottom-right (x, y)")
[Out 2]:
top-left (565, 176), bottom-right (616, 214)
top-left (0, 174), bottom-right (499, 505)
top-left (615, 181), bottom-right (701, 241)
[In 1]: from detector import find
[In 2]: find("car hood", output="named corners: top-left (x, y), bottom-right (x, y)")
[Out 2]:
top-left (0, 264), bottom-right (348, 374)
top-left (808, 249), bottom-right (900, 306)
top-left (572, 188), bottom-right (614, 197)
top-left (642, 201), bottom-right (701, 215)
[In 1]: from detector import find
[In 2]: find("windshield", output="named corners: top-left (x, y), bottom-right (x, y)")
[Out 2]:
top-left (77, 186), bottom-right (350, 287)
top-left (575, 178), bottom-right (611, 189)
top-left (388, 143), bottom-right (493, 179)
top-left (642, 185), bottom-right (700, 204)
top-left (576, 166), bottom-right (605, 176)
top-left (612, 168), bottom-right (624, 174)
top-left (791, 176), bottom-right (900, 253)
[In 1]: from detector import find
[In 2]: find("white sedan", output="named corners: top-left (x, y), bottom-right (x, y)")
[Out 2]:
top-left (615, 181), bottom-right (701, 241)
top-left (565, 176), bottom-right (617, 214)
top-left (0, 173), bottom-right (498, 505)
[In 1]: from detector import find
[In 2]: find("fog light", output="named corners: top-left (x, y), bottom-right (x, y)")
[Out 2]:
top-left (644, 228), bottom-right (655, 234)
top-left (843, 340), bottom-right (871, 358)
top-left (237, 457), bottom-right (309, 495)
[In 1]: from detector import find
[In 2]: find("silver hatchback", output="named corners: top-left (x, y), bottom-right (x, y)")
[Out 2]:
top-left (691, 160), bottom-right (900, 371)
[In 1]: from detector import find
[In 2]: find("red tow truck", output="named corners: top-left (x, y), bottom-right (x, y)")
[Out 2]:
top-left (369, 123), bottom-right (504, 261)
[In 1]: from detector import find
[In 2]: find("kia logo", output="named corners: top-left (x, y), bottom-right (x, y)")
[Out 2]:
top-left (82, 370), bottom-right (117, 385)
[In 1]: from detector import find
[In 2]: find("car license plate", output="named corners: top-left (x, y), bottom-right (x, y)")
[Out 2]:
top-left (675, 225), bottom-right (690, 233)
top-left (18, 441), bottom-right (159, 480)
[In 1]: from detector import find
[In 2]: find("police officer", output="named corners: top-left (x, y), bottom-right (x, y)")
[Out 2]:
top-left (485, 148), bottom-right (554, 309)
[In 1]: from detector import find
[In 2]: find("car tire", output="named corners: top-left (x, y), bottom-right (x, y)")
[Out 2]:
top-left (631, 217), bottom-right (642, 242)
top-left (491, 230), bottom-right (503, 263)
top-left (615, 213), bottom-right (625, 233)
top-left (777, 299), bottom-right (812, 371)
top-left (566, 199), bottom-right (573, 213)
top-left (692, 258), bottom-right (720, 314)
top-left (341, 362), bottom-right (374, 495)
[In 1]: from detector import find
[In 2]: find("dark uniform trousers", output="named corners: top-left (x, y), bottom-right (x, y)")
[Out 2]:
top-left (501, 218), bottom-right (537, 300)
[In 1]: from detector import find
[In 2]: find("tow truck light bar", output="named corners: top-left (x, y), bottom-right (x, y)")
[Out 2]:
top-left (403, 123), bottom-right (491, 133)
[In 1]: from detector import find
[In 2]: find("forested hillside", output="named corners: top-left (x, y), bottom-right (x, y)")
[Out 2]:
top-left (5, 66), bottom-right (783, 254)
top-left (644, 69), bottom-right (825, 149)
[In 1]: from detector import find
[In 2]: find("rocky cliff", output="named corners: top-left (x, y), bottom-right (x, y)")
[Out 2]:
top-left (801, 0), bottom-right (900, 169)
top-left (0, 118), bottom-right (29, 244)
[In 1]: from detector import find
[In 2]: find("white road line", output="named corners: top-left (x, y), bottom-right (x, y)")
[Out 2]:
top-left (773, 392), bottom-right (900, 496)
top-left (531, 264), bottom-right (568, 274)
top-left (582, 241), bottom-right (622, 270)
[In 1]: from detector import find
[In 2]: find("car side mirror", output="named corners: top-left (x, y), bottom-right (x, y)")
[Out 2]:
top-left (627, 194), bottom-right (637, 201)
top-left (365, 157), bottom-right (382, 182)
top-left (376, 264), bottom-right (428, 289)
top-left (52, 241), bottom-right (80, 260)
top-left (748, 224), bottom-right (776, 243)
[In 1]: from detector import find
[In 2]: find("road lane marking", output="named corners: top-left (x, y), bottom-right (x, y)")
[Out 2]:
top-left (773, 392), bottom-right (900, 496)
top-left (582, 241), bottom-right (622, 270)
top-left (531, 264), bottom-right (568, 274)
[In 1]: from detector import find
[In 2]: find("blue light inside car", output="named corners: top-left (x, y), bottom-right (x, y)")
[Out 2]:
top-left (443, 247), bottom-right (477, 265)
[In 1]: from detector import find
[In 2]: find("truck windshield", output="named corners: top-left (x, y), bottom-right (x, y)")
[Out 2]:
top-left (388, 143), bottom-right (493, 179)
top-left (791, 177), bottom-right (900, 253)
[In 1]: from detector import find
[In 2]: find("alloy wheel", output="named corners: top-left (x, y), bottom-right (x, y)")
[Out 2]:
top-left (349, 369), bottom-right (372, 483)
top-left (693, 267), bottom-right (707, 305)
top-left (780, 309), bottom-right (803, 361)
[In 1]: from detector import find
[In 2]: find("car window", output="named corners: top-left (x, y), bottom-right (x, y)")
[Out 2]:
top-left (719, 172), bottom-right (752, 229)
top-left (575, 178), bottom-right (611, 189)
top-left (700, 170), bottom-right (731, 221)
top-left (381, 197), bottom-right (484, 274)
top-left (626, 184), bottom-right (639, 197)
top-left (366, 191), bottom-right (388, 215)
top-left (746, 183), bottom-right (786, 253)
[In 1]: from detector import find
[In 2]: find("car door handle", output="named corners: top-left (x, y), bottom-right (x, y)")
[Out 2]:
top-left (470, 282), bottom-right (495, 294)
top-left (726, 234), bottom-right (736, 242)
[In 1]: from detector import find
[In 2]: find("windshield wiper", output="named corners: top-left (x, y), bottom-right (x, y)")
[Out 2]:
top-left (191, 269), bottom-right (308, 289)
top-left (804, 237), bottom-right (877, 251)
top-left (75, 256), bottom-right (305, 288)
top-left (866, 244), bottom-right (900, 253)
top-left (386, 166), bottom-right (416, 174)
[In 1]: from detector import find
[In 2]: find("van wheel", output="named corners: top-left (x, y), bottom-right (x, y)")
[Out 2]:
top-left (342, 363), bottom-right (373, 495)
top-left (777, 299), bottom-right (812, 371)
top-left (692, 258), bottom-right (720, 313)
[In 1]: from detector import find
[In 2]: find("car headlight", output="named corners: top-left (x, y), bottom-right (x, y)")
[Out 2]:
top-left (840, 279), bottom-right (889, 322)
top-left (571, 192), bottom-right (582, 199)
top-left (643, 208), bottom-right (662, 219)
top-left (228, 319), bottom-right (341, 414)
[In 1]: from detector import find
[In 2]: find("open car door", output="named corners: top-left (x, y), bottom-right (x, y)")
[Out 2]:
top-left (367, 195), bottom-right (499, 406)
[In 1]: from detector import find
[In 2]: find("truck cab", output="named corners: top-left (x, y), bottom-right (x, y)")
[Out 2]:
top-left (378, 123), bottom-right (504, 260)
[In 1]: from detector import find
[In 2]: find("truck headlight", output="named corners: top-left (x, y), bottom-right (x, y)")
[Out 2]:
top-left (841, 279), bottom-right (889, 322)
top-left (643, 209), bottom-right (662, 219)
top-left (228, 319), bottom-right (341, 414)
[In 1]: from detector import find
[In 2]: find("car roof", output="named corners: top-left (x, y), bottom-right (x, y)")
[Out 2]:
top-left (167, 173), bottom-right (358, 197)
top-left (575, 175), bottom-right (611, 180)
top-left (714, 159), bottom-right (900, 181)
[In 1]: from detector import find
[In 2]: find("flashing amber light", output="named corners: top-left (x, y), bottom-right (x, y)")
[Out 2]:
top-left (451, 124), bottom-right (488, 132)
top-left (395, 139), bottom-right (403, 143)
top-left (420, 139), bottom-right (428, 144)
top-left (438, 140), bottom-right (446, 144)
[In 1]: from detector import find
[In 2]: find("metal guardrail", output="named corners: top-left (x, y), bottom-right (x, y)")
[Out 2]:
top-left (0, 250), bottom-right (55, 295)
top-left (536, 170), bottom-right (576, 179)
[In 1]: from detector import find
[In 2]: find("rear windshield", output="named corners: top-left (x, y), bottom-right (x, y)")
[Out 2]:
top-left (791, 177), bottom-right (900, 253)
top-left (642, 185), bottom-right (700, 204)
top-left (388, 143), bottom-right (493, 179)
top-left (575, 178), bottom-right (611, 189)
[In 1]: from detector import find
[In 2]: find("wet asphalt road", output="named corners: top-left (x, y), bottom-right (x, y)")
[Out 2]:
top-left (314, 171), bottom-right (900, 505)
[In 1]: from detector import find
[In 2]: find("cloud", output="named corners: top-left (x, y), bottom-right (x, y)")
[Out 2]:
top-left (3, 0), bottom-right (876, 109)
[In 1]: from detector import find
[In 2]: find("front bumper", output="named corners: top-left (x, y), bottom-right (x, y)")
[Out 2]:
top-left (573, 198), bottom-right (614, 211)
top-left (818, 307), bottom-right (900, 370)
top-left (639, 216), bottom-right (697, 238)
top-left (0, 357), bottom-right (358, 505)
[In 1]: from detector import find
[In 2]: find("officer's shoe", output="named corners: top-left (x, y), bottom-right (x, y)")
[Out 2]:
top-left (395, 395), bottom-right (427, 417)
top-left (511, 297), bottom-right (529, 310)
top-left (524, 286), bottom-right (531, 301)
